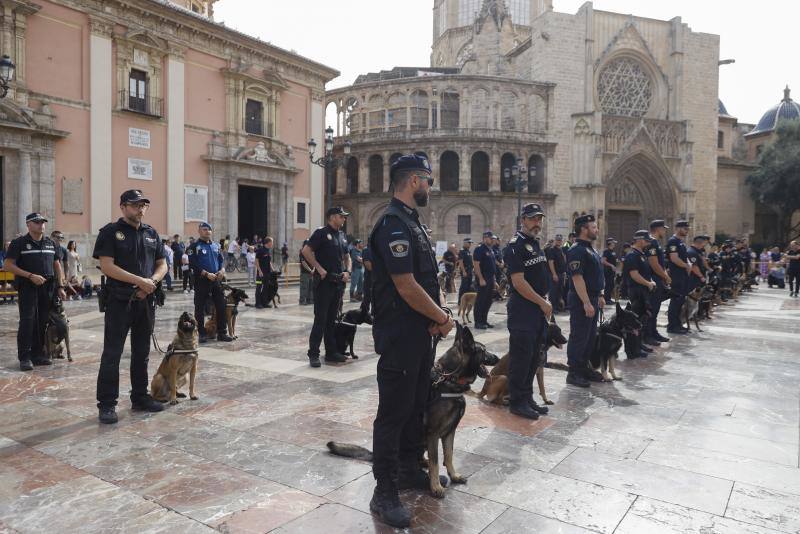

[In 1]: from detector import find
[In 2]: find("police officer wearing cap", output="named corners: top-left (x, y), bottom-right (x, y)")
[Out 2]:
top-left (644, 220), bottom-right (671, 344)
top-left (367, 154), bottom-right (454, 528)
top-left (473, 230), bottom-right (497, 329)
top-left (719, 241), bottom-right (736, 282)
top-left (666, 220), bottom-right (693, 334)
top-left (545, 234), bottom-right (567, 312)
top-left (93, 190), bottom-right (168, 424)
top-left (565, 214), bottom-right (605, 387)
top-left (601, 238), bottom-right (619, 303)
top-left (188, 222), bottom-right (232, 343)
top-left (3, 213), bottom-right (67, 371)
top-left (624, 230), bottom-right (657, 358)
top-left (687, 235), bottom-right (709, 291)
top-left (457, 237), bottom-right (474, 301)
top-left (302, 206), bottom-right (351, 367)
top-left (504, 203), bottom-right (553, 419)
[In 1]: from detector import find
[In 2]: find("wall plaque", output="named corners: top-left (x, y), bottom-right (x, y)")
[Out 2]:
top-left (62, 177), bottom-right (84, 214)
top-left (128, 127), bottom-right (150, 148)
top-left (185, 185), bottom-right (208, 222)
top-left (128, 158), bottom-right (152, 180)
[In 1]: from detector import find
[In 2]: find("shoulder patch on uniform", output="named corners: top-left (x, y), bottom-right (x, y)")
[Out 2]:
top-left (669, 245), bottom-right (677, 252)
top-left (187, 248), bottom-right (194, 255)
top-left (648, 248), bottom-right (657, 255)
top-left (389, 240), bottom-right (410, 257)
top-left (570, 260), bottom-right (581, 271)
top-left (509, 236), bottom-right (518, 244)
top-left (525, 243), bottom-right (533, 252)
top-left (327, 234), bottom-right (332, 240)
top-left (115, 231), bottom-right (125, 241)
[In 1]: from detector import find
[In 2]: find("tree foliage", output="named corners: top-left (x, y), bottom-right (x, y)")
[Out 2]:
top-left (746, 120), bottom-right (800, 241)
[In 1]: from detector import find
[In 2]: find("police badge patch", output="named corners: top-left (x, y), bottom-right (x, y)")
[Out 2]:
top-left (389, 240), bottom-right (409, 258)
top-left (669, 245), bottom-right (677, 251)
top-left (327, 234), bottom-right (332, 240)
top-left (115, 231), bottom-right (125, 241)
top-left (570, 260), bottom-right (581, 271)
top-left (525, 243), bottom-right (534, 252)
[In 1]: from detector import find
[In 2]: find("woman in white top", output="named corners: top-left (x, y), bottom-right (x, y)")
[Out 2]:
top-left (66, 240), bottom-right (81, 279)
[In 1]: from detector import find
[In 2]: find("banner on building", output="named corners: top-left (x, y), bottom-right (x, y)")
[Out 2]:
top-left (185, 185), bottom-right (208, 222)
top-left (128, 158), bottom-right (152, 180)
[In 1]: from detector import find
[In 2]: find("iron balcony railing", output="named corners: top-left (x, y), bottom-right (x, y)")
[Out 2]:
top-left (119, 90), bottom-right (163, 118)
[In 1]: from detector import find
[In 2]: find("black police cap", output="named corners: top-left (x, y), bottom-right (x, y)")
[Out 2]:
top-left (26, 212), bottom-right (48, 223)
top-left (697, 234), bottom-right (710, 240)
top-left (198, 221), bottom-right (213, 230)
top-left (675, 220), bottom-right (690, 228)
top-left (120, 189), bottom-right (150, 205)
top-left (606, 237), bottom-right (617, 244)
top-left (693, 235), bottom-right (707, 242)
top-left (649, 219), bottom-right (668, 229)
top-left (633, 230), bottom-right (650, 240)
top-left (325, 206), bottom-right (350, 218)
top-left (483, 231), bottom-right (494, 238)
top-left (463, 237), bottom-right (473, 243)
top-left (574, 214), bottom-right (595, 226)
top-left (390, 154), bottom-right (431, 182)
top-left (520, 203), bottom-right (545, 218)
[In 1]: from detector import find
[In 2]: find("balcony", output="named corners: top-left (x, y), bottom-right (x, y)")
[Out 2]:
top-left (118, 90), bottom-right (163, 118)
top-left (340, 125), bottom-right (549, 146)
top-left (243, 117), bottom-right (275, 138)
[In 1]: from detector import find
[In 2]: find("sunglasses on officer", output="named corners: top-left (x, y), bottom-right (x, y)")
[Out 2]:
top-left (411, 172), bottom-right (434, 187)
top-left (124, 202), bottom-right (150, 210)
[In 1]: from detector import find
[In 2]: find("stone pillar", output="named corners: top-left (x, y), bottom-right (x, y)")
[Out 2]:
top-left (89, 17), bottom-right (113, 233)
top-left (227, 177), bottom-right (237, 237)
top-left (167, 50), bottom-right (185, 236)
top-left (17, 151), bottom-right (32, 235)
top-left (459, 147), bottom-right (471, 191)
top-left (358, 156), bottom-right (369, 193)
top-left (383, 152), bottom-right (391, 192)
top-left (489, 151), bottom-right (500, 192)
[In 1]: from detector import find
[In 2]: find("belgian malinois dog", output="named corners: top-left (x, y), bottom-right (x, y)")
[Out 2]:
top-left (45, 295), bottom-right (72, 362)
top-left (327, 323), bottom-right (499, 498)
top-left (151, 312), bottom-right (199, 405)
top-left (205, 285), bottom-right (248, 339)
top-left (590, 302), bottom-right (642, 381)
top-left (458, 292), bottom-right (477, 323)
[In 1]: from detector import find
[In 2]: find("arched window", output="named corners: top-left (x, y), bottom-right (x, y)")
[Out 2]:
top-left (368, 94), bottom-right (384, 130)
top-left (410, 90), bottom-right (429, 129)
top-left (440, 151), bottom-right (460, 191)
top-left (369, 155), bottom-right (384, 193)
top-left (387, 92), bottom-right (406, 129)
top-left (346, 157), bottom-right (359, 194)
top-left (597, 57), bottom-right (653, 117)
top-left (441, 90), bottom-right (460, 128)
top-left (471, 151), bottom-right (489, 191)
top-left (500, 153), bottom-right (518, 192)
top-left (527, 155), bottom-right (544, 193)
top-left (344, 97), bottom-right (359, 134)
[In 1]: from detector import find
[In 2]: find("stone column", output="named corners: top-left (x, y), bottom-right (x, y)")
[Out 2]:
top-left (489, 151), bottom-right (500, 192)
top-left (459, 147), bottom-right (471, 191)
top-left (383, 152), bottom-right (391, 192)
top-left (358, 155), bottom-right (369, 193)
top-left (89, 16), bottom-right (113, 233)
top-left (167, 50), bottom-right (186, 236)
top-left (17, 151), bottom-right (32, 235)
top-left (227, 177), bottom-right (237, 237)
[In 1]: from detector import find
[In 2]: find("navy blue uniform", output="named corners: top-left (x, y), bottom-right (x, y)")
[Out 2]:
top-left (666, 235), bottom-right (689, 330)
top-left (6, 234), bottom-right (60, 364)
top-left (601, 248), bottom-right (618, 301)
top-left (255, 245), bottom-right (273, 307)
top-left (492, 244), bottom-right (503, 286)
top-left (187, 238), bottom-right (228, 338)
top-left (93, 218), bottom-right (164, 408)
top-left (369, 197), bottom-right (440, 483)
top-left (306, 225), bottom-right (348, 358)
top-left (504, 231), bottom-right (550, 406)
top-left (457, 247), bottom-right (474, 299)
top-left (687, 246), bottom-right (706, 291)
top-left (565, 239), bottom-right (604, 373)
top-left (361, 246), bottom-right (372, 312)
top-left (623, 248), bottom-right (652, 317)
top-left (545, 245), bottom-right (567, 311)
top-left (719, 250), bottom-right (736, 280)
top-left (644, 237), bottom-right (667, 338)
top-left (473, 243), bottom-right (496, 326)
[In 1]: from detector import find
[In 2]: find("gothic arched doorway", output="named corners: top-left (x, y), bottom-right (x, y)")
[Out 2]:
top-left (605, 153), bottom-right (676, 242)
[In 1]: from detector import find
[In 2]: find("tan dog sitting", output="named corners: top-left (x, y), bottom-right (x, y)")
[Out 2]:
top-left (458, 292), bottom-right (477, 323)
top-left (151, 312), bottom-right (199, 405)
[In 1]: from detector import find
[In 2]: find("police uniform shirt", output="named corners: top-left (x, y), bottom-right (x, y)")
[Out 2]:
top-left (687, 246), bottom-right (706, 275)
top-left (307, 225), bottom-right (346, 274)
top-left (5, 234), bottom-right (58, 281)
top-left (708, 251), bottom-right (720, 267)
top-left (442, 249), bottom-right (456, 270)
top-left (255, 245), bottom-right (272, 274)
top-left (545, 245), bottom-right (567, 273)
top-left (503, 232), bottom-right (549, 329)
top-left (187, 239), bottom-right (224, 276)
top-left (623, 248), bottom-right (652, 289)
top-left (93, 218), bottom-right (164, 287)
top-left (602, 248), bottom-right (618, 271)
top-left (719, 250), bottom-right (736, 274)
top-left (645, 237), bottom-right (666, 268)
top-left (458, 248), bottom-right (474, 273)
top-left (666, 235), bottom-right (689, 275)
top-left (473, 243), bottom-right (497, 278)
top-left (492, 244), bottom-right (502, 265)
top-left (785, 249), bottom-right (800, 272)
top-left (566, 239), bottom-right (604, 295)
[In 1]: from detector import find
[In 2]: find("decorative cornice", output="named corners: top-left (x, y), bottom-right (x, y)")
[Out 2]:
top-left (88, 14), bottom-right (114, 38)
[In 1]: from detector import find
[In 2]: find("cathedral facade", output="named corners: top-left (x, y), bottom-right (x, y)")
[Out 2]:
top-left (326, 0), bottom-right (721, 244)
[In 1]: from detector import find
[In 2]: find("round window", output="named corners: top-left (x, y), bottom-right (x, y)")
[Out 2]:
top-left (597, 57), bottom-right (653, 117)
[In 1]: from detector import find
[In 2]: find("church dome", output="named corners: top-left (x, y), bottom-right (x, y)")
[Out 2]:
top-left (747, 86), bottom-right (800, 136)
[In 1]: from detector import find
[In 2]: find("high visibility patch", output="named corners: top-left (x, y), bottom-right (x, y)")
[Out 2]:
top-left (115, 231), bottom-right (125, 241)
top-left (570, 261), bottom-right (581, 271)
top-left (327, 234), bottom-right (332, 240)
top-left (26, 243), bottom-right (31, 250)
top-left (389, 240), bottom-right (409, 257)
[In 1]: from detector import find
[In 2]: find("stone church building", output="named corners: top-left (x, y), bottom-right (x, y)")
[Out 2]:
top-left (326, 0), bottom-right (724, 243)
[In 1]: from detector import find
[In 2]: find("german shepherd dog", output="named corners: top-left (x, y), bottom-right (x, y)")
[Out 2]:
top-left (151, 312), bottom-right (199, 405)
top-left (479, 316), bottom-right (567, 406)
top-left (334, 307), bottom-right (373, 359)
top-left (264, 271), bottom-right (281, 308)
top-left (458, 292), bottom-right (477, 323)
top-left (327, 323), bottom-right (499, 498)
top-left (590, 302), bottom-right (642, 381)
top-left (45, 295), bottom-right (72, 362)
top-left (680, 286), bottom-right (705, 332)
top-left (205, 285), bottom-right (248, 339)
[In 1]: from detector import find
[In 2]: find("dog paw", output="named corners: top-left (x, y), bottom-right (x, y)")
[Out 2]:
top-left (543, 399), bottom-right (554, 405)
top-left (190, 396), bottom-right (198, 401)
top-left (450, 474), bottom-right (468, 484)
top-left (169, 399), bottom-right (179, 405)
top-left (430, 485), bottom-right (446, 499)
top-left (613, 376), bottom-right (623, 381)
top-left (176, 392), bottom-right (187, 398)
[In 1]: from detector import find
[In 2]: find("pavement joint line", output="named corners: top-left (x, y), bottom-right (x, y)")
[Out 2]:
top-left (612, 494), bottom-right (638, 534)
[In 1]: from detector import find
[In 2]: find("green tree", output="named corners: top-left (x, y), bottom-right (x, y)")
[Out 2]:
top-left (746, 120), bottom-right (800, 243)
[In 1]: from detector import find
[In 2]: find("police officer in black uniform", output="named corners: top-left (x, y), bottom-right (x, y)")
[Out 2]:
top-left (503, 203), bottom-right (553, 419)
top-left (645, 220), bottom-right (671, 344)
top-left (3, 213), bottom-right (67, 371)
top-left (601, 238), bottom-right (618, 303)
top-left (666, 220), bottom-right (693, 334)
top-left (545, 234), bottom-right (567, 312)
top-left (187, 222), bottom-right (233, 343)
top-left (719, 241), bottom-right (736, 282)
top-left (302, 206), bottom-right (351, 367)
top-left (457, 238), bottom-right (474, 301)
top-left (93, 190), bottom-right (169, 424)
top-left (687, 235), bottom-right (709, 291)
top-left (255, 237), bottom-right (274, 308)
top-left (565, 214), bottom-right (605, 387)
top-left (367, 154), bottom-right (454, 528)
top-left (623, 230), bottom-right (657, 359)
top-left (473, 231), bottom-right (497, 329)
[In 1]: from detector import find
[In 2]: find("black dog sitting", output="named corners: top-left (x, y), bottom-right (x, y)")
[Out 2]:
top-left (591, 302), bottom-right (641, 380)
top-left (264, 271), bottom-right (281, 308)
top-left (334, 307), bottom-right (373, 359)
top-left (45, 296), bottom-right (72, 362)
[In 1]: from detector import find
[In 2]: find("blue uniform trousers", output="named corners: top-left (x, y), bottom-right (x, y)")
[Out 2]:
top-left (548, 273), bottom-right (564, 311)
top-left (566, 292), bottom-right (599, 372)
top-left (647, 281), bottom-right (665, 337)
top-left (667, 272), bottom-right (688, 329)
top-left (508, 326), bottom-right (543, 406)
top-left (475, 281), bottom-right (493, 325)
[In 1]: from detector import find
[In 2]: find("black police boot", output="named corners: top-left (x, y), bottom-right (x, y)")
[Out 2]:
top-left (217, 333), bottom-right (234, 342)
top-left (31, 357), bottom-right (53, 366)
top-left (566, 372), bottom-right (590, 388)
top-left (509, 401), bottom-right (540, 420)
top-left (485, 323), bottom-right (495, 328)
top-left (528, 397), bottom-right (549, 415)
top-left (131, 395), bottom-right (165, 412)
top-left (654, 333), bottom-right (671, 342)
top-left (324, 352), bottom-right (347, 363)
top-left (638, 350), bottom-right (650, 358)
top-left (98, 406), bottom-right (118, 424)
top-left (308, 355), bottom-right (321, 368)
top-left (398, 463), bottom-right (449, 490)
top-left (666, 327), bottom-right (689, 335)
top-left (199, 334), bottom-right (208, 344)
top-left (643, 337), bottom-right (661, 346)
top-left (19, 359), bottom-right (33, 371)
top-left (640, 344), bottom-right (654, 353)
top-left (370, 480), bottom-right (411, 529)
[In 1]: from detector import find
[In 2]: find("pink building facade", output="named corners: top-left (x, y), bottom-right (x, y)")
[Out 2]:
top-left (1, 0), bottom-right (337, 255)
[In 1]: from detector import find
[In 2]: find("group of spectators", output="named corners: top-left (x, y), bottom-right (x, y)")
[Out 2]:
top-left (759, 241), bottom-right (800, 295)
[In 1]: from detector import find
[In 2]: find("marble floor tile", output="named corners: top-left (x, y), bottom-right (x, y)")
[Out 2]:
top-left (272, 502), bottom-right (394, 534)
top-left (481, 507), bottom-right (595, 534)
top-left (725, 482), bottom-right (800, 533)
top-left (209, 488), bottom-right (327, 533)
top-left (455, 426), bottom-right (577, 471)
top-left (0, 443), bottom-right (86, 500)
top-left (535, 420), bottom-right (654, 459)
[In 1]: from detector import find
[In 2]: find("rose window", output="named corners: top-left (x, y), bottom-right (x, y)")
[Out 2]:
top-left (597, 57), bottom-right (653, 117)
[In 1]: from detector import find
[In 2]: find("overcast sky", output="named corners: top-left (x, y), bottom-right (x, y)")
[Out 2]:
top-left (214, 0), bottom-right (797, 125)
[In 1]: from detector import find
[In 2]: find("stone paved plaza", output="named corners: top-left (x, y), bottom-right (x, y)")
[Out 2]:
top-left (0, 286), bottom-right (799, 533)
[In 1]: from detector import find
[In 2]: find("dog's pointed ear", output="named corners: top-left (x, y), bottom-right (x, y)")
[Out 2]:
top-left (549, 314), bottom-right (556, 325)
top-left (460, 325), bottom-right (475, 352)
top-left (616, 301), bottom-right (622, 314)
top-left (625, 302), bottom-right (632, 311)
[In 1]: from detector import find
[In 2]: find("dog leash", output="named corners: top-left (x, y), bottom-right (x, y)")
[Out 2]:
top-left (126, 291), bottom-right (195, 357)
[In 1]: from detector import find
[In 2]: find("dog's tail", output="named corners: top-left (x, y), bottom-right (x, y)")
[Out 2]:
top-left (543, 362), bottom-right (570, 372)
top-left (326, 441), bottom-right (373, 462)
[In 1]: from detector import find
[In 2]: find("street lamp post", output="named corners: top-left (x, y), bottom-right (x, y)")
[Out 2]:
top-left (0, 55), bottom-right (16, 98)
top-left (308, 126), bottom-right (351, 212)
top-left (503, 156), bottom-right (527, 230)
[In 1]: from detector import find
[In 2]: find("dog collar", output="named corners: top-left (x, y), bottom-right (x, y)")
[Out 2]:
top-left (439, 393), bottom-right (465, 398)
